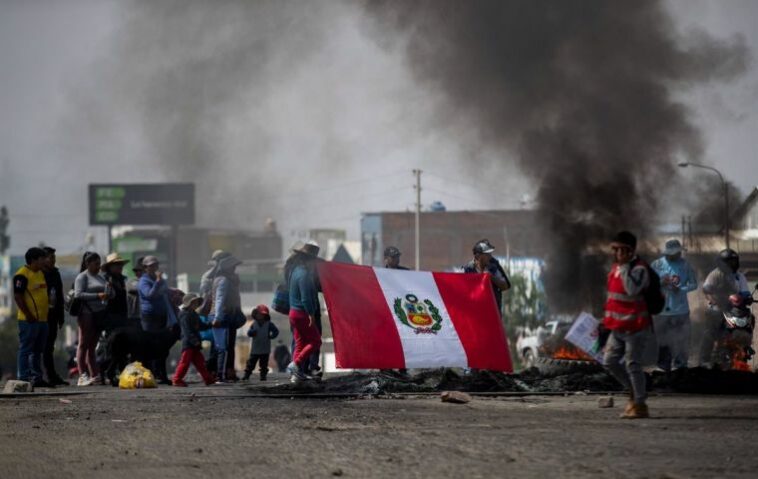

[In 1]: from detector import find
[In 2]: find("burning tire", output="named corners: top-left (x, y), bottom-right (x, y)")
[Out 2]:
top-left (533, 357), bottom-right (603, 376)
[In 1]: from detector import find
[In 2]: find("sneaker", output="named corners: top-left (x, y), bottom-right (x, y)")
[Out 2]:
top-left (77, 373), bottom-right (92, 387)
top-left (172, 379), bottom-right (188, 387)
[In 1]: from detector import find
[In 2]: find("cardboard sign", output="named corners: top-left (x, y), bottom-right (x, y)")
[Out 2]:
top-left (564, 312), bottom-right (604, 362)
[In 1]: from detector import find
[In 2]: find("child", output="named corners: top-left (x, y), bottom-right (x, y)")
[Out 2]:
top-left (172, 293), bottom-right (214, 387)
top-left (243, 305), bottom-right (279, 381)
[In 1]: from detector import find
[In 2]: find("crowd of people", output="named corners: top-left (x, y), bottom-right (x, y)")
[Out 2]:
top-left (12, 236), bottom-right (513, 388)
top-left (12, 232), bottom-right (755, 421)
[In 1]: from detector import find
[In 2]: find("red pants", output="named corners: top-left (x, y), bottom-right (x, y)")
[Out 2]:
top-left (289, 309), bottom-right (322, 367)
top-left (173, 348), bottom-right (213, 384)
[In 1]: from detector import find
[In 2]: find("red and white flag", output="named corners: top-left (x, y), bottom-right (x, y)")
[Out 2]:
top-left (318, 263), bottom-right (513, 372)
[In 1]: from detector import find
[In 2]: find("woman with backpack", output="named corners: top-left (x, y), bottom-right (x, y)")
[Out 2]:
top-left (73, 252), bottom-right (113, 386)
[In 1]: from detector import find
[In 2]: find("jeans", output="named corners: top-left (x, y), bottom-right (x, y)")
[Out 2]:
top-left (289, 309), bottom-right (322, 368)
top-left (653, 313), bottom-right (691, 371)
top-left (603, 328), bottom-right (648, 404)
top-left (18, 321), bottom-right (49, 382)
top-left (212, 326), bottom-right (229, 380)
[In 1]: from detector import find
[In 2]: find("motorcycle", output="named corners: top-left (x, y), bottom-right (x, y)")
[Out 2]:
top-left (715, 284), bottom-right (758, 370)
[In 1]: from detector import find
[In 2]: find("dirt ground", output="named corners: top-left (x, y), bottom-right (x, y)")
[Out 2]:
top-left (2, 376), bottom-right (758, 479)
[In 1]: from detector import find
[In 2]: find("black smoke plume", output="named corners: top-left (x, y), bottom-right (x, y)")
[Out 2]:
top-left (367, 0), bottom-right (748, 312)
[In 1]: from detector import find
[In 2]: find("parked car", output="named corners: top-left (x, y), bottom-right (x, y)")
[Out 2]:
top-left (516, 320), bottom-right (560, 368)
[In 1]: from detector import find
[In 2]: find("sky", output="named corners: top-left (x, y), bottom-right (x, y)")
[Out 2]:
top-left (1, 0), bottom-right (757, 256)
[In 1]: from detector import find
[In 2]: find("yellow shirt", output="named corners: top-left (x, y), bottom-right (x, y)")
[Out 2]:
top-left (14, 265), bottom-right (49, 322)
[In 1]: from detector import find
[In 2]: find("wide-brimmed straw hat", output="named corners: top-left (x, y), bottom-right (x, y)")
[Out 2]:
top-left (291, 240), bottom-right (320, 258)
top-left (104, 253), bottom-right (130, 266)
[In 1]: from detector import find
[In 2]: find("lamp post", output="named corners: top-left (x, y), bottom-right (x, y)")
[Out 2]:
top-left (677, 161), bottom-right (730, 249)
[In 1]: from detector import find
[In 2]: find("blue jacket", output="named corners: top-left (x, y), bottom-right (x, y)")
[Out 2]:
top-left (650, 256), bottom-right (698, 316)
top-left (289, 265), bottom-right (319, 315)
top-left (138, 275), bottom-right (168, 316)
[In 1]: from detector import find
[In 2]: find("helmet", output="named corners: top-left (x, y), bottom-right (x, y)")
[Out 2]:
top-left (719, 249), bottom-right (739, 261)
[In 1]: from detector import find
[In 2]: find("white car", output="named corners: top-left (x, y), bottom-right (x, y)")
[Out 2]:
top-left (515, 320), bottom-right (560, 368)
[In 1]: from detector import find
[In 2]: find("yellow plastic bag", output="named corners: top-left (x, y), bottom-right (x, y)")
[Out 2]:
top-left (118, 361), bottom-right (157, 389)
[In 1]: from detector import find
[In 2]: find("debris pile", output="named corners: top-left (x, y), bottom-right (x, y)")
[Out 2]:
top-left (259, 367), bottom-right (758, 396)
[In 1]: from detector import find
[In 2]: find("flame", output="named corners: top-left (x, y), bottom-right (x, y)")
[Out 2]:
top-left (552, 345), bottom-right (594, 361)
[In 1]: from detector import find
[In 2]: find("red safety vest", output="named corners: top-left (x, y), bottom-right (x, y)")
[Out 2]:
top-left (603, 260), bottom-right (650, 332)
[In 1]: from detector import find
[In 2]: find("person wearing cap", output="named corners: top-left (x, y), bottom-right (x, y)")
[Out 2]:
top-left (650, 239), bottom-right (698, 371)
top-left (138, 255), bottom-right (173, 383)
top-left (41, 246), bottom-right (68, 386)
top-left (383, 246), bottom-right (409, 270)
top-left (172, 293), bottom-right (214, 387)
top-left (243, 305), bottom-right (279, 381)
top-left (286, 241), bottom-right (323, 383)
top-left (126, 256), bottom-right (145, 324)
top-left (462, 239), bottom-right (511, 317)
top-left (209, 254), bottom-right (245, 382)
top-left (699, 248), bottom-right (751, 367)
top-left (101, 253), bottom-right (131, 334)
top-left (603, 231), bottom-right (651, 419)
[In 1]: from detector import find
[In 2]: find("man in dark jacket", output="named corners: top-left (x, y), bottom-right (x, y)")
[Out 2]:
top-left (126, 256), bottom-right (145, 324)
top-left (42, 247), bottom-right (67, 385)
top-left (172, 293), bottom-right (214, 387)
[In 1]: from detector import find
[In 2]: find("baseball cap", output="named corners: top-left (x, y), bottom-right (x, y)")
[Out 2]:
top-left (663, 239), bottom-right (682, 256)
top-left (472, 239), bottom-right (495, 255)
top-left (384, 246), bottom-right (401, 258)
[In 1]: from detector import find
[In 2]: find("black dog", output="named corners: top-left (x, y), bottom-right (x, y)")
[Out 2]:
top-left (105, 324), bottom-right (180, 387)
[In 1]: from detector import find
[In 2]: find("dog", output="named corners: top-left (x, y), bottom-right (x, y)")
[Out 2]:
top-left (105, 324), bottom-right (181, 387)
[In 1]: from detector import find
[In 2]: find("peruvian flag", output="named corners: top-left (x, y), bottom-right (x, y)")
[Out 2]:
top-left (318, 262), bottom-right (513, 372)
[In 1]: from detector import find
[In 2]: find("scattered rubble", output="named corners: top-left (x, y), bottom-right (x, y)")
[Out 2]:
top-left (440, 391), bottom-right (472, 404)
top-left (3, 380), bottom-right (33, 394)
top-left (597, 396), bottom-right (614, 408)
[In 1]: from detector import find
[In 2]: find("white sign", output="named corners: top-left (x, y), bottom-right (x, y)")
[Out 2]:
top-left (564, 312), bottom-right (604, 362)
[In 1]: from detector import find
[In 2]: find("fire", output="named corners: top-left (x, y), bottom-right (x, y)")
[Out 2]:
top-left (552, 345), bottom-right (594, 361)
top-left (730, 348), bottom-right (752, 372)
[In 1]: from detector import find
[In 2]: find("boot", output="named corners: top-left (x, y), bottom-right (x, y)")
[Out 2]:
top-left (620, 390), bottom-right (634, 417)
top-left (621, 402), bottom-right (649, 419)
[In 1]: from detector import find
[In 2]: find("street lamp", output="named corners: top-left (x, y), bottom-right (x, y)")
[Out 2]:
top-left (677, 161), bottom-right (730, 249)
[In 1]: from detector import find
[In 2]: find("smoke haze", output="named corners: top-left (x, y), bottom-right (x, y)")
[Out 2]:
top-left (367, 0), bottom-right (749, 310)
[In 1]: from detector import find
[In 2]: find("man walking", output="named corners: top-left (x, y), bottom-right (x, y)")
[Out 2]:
top-left (603, 231), bottom-right (651, 419)
top-left (650, 239), bottom-right (698, 371)
top-left (41, 247), bottom-right (68, 385)
top-left (699, 249), bottom-right (751, 367)
top-left (13, 247), bottom-right (50, 387)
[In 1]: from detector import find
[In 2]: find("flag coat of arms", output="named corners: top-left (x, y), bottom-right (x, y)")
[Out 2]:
top-left (318, 262), bottom-right (513, 372)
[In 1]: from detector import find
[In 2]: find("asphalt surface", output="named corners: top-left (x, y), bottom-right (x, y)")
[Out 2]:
top-left (2, 377), bottom-right (758, 478)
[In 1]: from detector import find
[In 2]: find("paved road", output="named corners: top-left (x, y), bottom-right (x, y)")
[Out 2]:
top-left (1, 382), bottom-right (757, 478)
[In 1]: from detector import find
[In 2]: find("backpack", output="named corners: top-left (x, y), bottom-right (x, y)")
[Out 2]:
top-left (639, 260), bottom-right (665, 315)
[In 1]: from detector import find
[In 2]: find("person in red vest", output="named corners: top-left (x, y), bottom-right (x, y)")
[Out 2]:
top-left (604, 231), bottom-right (651, 419)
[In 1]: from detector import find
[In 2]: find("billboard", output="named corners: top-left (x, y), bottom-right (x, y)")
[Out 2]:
top-left (89, 183), bottom-right (195, 226)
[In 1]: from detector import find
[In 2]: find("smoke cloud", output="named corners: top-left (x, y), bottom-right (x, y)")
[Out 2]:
top-left (367, 0), bottom-right (749, 311)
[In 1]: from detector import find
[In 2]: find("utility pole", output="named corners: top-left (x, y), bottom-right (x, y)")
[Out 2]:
top-left (413, 169), bottom-right (422, 271)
